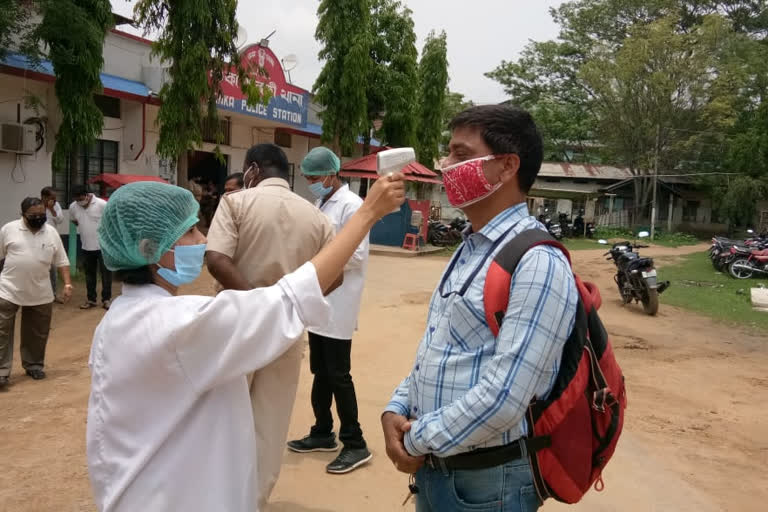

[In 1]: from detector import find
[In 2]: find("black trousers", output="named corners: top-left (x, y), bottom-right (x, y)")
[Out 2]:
top-left (82, 250), bottom-right (112, 303)
top-left (308, 332), bottom-right (366, 449)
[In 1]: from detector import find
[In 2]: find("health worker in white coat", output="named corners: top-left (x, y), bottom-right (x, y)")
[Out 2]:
top-left (86, 177), bottom-right (405, 512)
top-left (287, 147), bottom-right (373, 474)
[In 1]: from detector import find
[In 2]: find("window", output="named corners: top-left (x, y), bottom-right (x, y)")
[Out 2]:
top-left (53, 140), bottom-right (119, 205)
top-left (201, 118), bottom-right (231, 145)
top-left (682, 200), bottom-right (700, 223)
top-left (275, 131), bottom-right (292, 148)
top-left (94, 95), bottom-right (121, 118)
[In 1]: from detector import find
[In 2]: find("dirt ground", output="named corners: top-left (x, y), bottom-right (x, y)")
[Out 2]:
top-left (1, 244), bottom-right (766, 512)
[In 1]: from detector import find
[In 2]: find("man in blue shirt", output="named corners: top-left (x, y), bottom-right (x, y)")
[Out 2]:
top-left (382, 105), bottom-right (578, 511)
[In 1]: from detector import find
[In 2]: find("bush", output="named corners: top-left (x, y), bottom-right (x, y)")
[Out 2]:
top-left (595, 227), bottom-right (634, 239)
top-left (595, 227), bottom-right (699, 247)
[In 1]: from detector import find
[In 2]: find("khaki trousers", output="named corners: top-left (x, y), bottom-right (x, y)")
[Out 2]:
top-left (0, 298), bottom-right (53, 377)
top-left (248, 340), bottom-right (304, 509)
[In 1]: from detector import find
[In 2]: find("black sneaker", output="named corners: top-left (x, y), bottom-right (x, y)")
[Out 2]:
top-left (326, 447), bottom-right (372, 474)
top-left (286, 434), bottom-right (339, 453)
top-left (26, 369), bottom-right (46, 380)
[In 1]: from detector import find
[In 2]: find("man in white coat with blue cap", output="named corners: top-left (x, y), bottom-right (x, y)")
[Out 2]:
top-left (287, 147), bottom-right (372, 474)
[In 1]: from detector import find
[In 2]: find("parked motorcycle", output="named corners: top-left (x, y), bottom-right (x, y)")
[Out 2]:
top-left (537, 210), bottom-right (563, 240)
top-left (573, 212), bottom-right (585, 237)
top-left (558, 213), bottom-right (573, 238)
top-left (549, 221), bottom-right (564, 240)
top-left (450, 216), bottom-right (468, 233)
top-left (600, 232), bottom-right (670, 315)
top-left (728, 244), bottom-right (768, 279)
top-left (709, 229), bottom-right (767, 273)
top-left (428, 219), bottom-right (462, 247)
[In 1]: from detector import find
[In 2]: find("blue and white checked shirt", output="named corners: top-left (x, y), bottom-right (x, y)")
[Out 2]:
top-left (385, 203), bottom-right (578, 458)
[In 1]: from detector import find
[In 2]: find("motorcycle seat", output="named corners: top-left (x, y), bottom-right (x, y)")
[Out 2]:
top-left (628, 257), bottom-right (654, 269)
top-left (619, 252), bottom-right (640, 261)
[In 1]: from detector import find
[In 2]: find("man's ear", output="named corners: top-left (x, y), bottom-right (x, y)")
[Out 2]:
top-left (498, 154), bottom-right (521, 184)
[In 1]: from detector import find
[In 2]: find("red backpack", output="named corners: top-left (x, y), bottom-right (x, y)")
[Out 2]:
top-left (483, 229), bottom-right (627, 505)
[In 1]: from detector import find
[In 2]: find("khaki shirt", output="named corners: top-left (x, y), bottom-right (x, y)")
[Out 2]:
top-left (0, 220), bottom-right (70, 306)
top-left (207, 178), bottom-right (335, 288)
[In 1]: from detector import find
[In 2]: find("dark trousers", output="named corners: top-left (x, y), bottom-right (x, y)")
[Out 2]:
top-left (82, 250), bottom-right (112, 303)
top-left (0, 298), bottom-right (53, 376)
top-left (308, 332), bottom-right (366, 449)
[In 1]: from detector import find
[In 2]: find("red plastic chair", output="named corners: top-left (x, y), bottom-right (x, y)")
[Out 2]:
top-left (402, 233), bottom-right (419, 251)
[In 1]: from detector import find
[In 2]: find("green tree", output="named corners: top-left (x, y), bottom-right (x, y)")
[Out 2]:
top-left (580, 15), bottom-right (739, 219)
top-left (36, 0), bottom-right (113, 168)
top-left (720, 176), bottom-right (768, 229)
top-left (415, 30), bottom-right (448, 169)
top-left (363, 0), bottom-right (418, 153)
top-left (1, 1), bottom-right (115, 167)
top-left (314, 0), bottom-right (372, 156)
top-left (0, 0), bottom-right (34, 62)
top-left (134, 0), bottom-right (268, 160)
top-left (440, 90), bottom-right (474, 155)
top-left (488, 0), bottom-right (766, 223)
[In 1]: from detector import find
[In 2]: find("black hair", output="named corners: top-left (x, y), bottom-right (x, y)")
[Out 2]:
top-left (114, 266), bottom-right (155, 285)
top-left (71, 184), bottom-right (89, 198)
top-left (449, 105), bottom-right (543, 193)
top-left (243, 144), bottom-right (289, 179)
top-left (21, 197), bottom-right (43, 214)
top-left (41, 186), bottom-right (56, 198)
top-left (225, 172), bottom-right (244, 187)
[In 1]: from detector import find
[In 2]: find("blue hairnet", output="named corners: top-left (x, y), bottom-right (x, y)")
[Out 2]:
top-left (301, 147), bottom-right (340, 176)
top-left (98, 182), bottom-right (200, 271)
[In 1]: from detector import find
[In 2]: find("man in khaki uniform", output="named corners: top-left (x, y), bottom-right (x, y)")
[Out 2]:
top-left (206, 144), bottom-right (335, 508)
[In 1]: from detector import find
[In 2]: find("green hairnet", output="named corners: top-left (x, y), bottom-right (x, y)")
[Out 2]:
top-left (98, 182), bottom-right (200, 271)
top-left (301, 147), bottom-right (340, 176)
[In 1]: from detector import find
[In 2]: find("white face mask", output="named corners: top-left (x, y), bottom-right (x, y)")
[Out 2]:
top-left (243, 163), bottom-right (261, 189)
top-left (77, 195), bottom-right (91, 207)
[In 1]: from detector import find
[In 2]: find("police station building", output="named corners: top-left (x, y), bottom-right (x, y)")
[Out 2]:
top-left (0, 26), bottom-right (375, 230)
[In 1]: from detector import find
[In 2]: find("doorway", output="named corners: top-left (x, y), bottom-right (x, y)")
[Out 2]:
top-left (188, 150), bottom-right (229, 231)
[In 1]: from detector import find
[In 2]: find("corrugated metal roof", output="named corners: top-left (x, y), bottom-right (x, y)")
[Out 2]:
top-left (538, 162), bottom-right (633, 181)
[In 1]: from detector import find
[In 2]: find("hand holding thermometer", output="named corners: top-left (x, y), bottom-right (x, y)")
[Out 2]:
top-left (377, 148), bottom-right (415, 213)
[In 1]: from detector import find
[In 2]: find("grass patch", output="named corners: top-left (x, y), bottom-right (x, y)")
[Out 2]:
top-left (562, 238), bottom-right (605, 251)
top-left (658, 251), bottom-right (768, 331)
top-left (596, 227), bottom-right (701, 248)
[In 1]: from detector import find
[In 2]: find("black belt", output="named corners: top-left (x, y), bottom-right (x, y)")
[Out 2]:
top-left (424, 437), bottom-right (549, 472)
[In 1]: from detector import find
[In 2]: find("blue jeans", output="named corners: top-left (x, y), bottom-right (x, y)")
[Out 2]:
top-left (415, 458), bottom-right (540, 512)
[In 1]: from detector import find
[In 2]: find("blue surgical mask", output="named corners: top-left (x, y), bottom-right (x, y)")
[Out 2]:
top-left (309, 179), bottom-right (333, 199)
top-left (157, 244), bottom-right (206, 287)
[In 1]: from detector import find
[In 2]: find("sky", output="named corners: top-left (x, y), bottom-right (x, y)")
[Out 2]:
top-left (112, 0), bottom-right (565, 104)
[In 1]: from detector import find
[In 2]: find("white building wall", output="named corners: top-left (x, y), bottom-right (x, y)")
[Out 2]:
top-left (0, 75), bottom-right (55, 227)
top-left (102, 32), bottom-right (153, 82)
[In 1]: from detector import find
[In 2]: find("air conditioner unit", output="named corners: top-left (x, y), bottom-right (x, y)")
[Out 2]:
top-left (0, 123), bottom-right (36, 154)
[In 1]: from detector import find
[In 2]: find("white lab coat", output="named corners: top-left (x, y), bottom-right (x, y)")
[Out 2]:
top-left (312, 185), bottom-right (369, 340)
top-left (86, 262), bottom-right (329, 512)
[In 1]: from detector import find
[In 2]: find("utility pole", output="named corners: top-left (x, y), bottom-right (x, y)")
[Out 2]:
top-left (650, 125), bottom-right (660, 241)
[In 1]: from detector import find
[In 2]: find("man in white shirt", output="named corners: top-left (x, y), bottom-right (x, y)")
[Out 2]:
top-left (41, 187), bottom-right (64, 300)
top-left (0, 197), bottom-right (72, 387)
top-left (69, 185), bottom-right (112, 310)
top-left (287, 147), bottom-right (372, 474)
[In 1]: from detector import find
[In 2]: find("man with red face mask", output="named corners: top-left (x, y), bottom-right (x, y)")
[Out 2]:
top-left (381, 105), bottom-right (578, 511)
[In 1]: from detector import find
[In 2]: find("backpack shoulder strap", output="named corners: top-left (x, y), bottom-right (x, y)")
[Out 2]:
top-left (484, 229), bottom-right (573, 337)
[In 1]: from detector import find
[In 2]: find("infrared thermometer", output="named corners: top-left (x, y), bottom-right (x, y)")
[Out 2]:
top-left (376, 148), bottom-right (415, 213)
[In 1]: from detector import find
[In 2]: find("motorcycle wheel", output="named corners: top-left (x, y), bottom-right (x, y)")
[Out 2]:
top-left (729, 258), bottom-right (754, 279)
top-left (711, 257), bottom-right (723, 271)
top-left (642, 289), bottom-right (659, 316)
